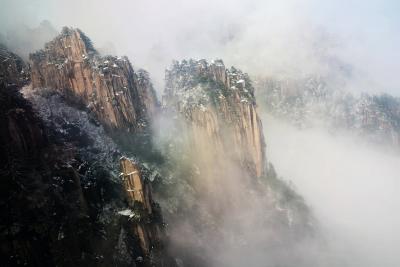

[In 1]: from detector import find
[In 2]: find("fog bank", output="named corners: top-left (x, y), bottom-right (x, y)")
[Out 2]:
top-left (263, 114), bottom-right (400, 267)
top-left (1, 0), bottom-right (400, 95)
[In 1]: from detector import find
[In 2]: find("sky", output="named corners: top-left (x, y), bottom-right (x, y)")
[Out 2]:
top-left (0, 0), bottom-right (399, 95)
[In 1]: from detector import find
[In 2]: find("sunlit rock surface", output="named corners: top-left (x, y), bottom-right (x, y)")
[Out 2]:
top-left (120, 158), bottom-right (164, 254)
top-left (1, 26), bottom-right (321, 267)
top-left (0, 29), bottom-right (174, 266)
top-left (164, 59), bottom-right (266, 177)
top-left (30, 27), bottom-right (157, 132)
top-left (156, 59), bottom-right (315, 267)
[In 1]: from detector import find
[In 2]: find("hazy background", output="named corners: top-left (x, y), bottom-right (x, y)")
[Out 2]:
top-left (1, 0), bottom-right (399, 95)
top-left (263, 114), bottom-right (400, 267)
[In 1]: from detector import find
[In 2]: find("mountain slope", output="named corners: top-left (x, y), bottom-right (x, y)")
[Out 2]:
top-left (30, 27), bottom-right (157, 132)
top-left (1, 31), bottom-right (174, 267)
top-left (1, 27), bottom-right (321, 267)
top-left (256, 76), bottom-right (400, 149)
top-left (154, 59), bottom-right (316, 267)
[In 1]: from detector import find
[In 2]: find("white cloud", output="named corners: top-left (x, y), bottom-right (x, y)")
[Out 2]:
top-left (264, 114), bottom-right (400, 267)
top-left (1, 0), bottom-right (399, 95)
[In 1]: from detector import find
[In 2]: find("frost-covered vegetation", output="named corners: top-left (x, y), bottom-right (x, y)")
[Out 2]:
top-left (165, 59), bottom-right (255, 110)
top-left (257, 76), bottom-right (400, 148)
top-left (16, 85), bottom-right (168, 266)
top-left (23, 87), bottom-right (121, 181)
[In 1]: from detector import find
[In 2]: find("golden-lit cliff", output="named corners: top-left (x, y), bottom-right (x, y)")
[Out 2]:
top-left (30, 27), bottom-right (157, 132)
top-left (164, 59), bottom-right (266, 178)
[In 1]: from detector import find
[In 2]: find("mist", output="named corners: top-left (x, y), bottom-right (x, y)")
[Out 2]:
top-left (151, 106), bottom-right (324, 267)
top-left (263, 114), bottom-right (400, 267)
top-left (1, 0), bottom-right (400, 95)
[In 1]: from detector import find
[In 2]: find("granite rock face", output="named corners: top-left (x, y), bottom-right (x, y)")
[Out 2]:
top-left (0, 28), bottom-right (174, 266)
top-left (1, 25), bottom-right (319, 267)
top-left (120, 158), bottom-right (169, 262)
top-left (164, 59), bottom-right (266, 178)
top-left (30, 27), bottom-right (157, 132)
top-left (156, 60), bottom-right (314, 267)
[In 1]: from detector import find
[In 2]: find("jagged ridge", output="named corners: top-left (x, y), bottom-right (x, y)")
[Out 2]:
top-left (30, 27), bottom-right (157, 132)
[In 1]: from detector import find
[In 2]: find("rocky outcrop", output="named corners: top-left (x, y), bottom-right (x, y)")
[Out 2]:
top-left (21, 27), bottom-right (175, 266)
top-left (1, 24), bottom-right (318, 266)
top-left (157, 59), bottom-right (314, 267)
top-left (164, 59), bottom-right (266, 177)
top-left (30, 27), bottom-right (157, 132)
top-left (120, 158), bottom-right (166, 262)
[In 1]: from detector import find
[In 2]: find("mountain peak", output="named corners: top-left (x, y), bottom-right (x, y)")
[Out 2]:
top-left (164, 58), bottom-right (265, 178)
top-left (30, 26), bottom-right (157, 132)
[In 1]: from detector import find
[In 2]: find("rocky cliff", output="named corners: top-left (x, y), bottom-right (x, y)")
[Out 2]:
top-left (120, 158), bottom-right (167, 260)
top-left (155, 59), bottom-right (312, 267)
top-left (164, 59), bottom-right (266, 178)
top-left (0, 84), bottom-right (117, 266)
top-left (30, 27), bottom-right (157, 132)
top-left (1, 26), bottom-right (318, 267)
top-left (0, 83), bottom-right (176, 266)
top-left (0, 28), bottom-right (175, 266)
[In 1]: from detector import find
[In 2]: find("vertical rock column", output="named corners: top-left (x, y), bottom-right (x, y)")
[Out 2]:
top-left (120, 157), bottom-right (164, 258)
top-left (164, 59), bottom-right (266, 178)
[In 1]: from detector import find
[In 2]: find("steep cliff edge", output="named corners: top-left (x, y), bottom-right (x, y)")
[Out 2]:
top-left (30, 27), bottom-right (157, 132)
top-left (0, 83), bottom-right (175, 266)
top-left (155, 59), bottom-right (313, 266)
top-left (2, 25), bottom-right (318, 266)
top-left (164, 59), bottom-right (266, 178)
top-left (0, 84), bottom-right (116, 266)
top-left (120, 158), bottom-right (172, 266)
top-left (1, 28), bottom-right (174, 266)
